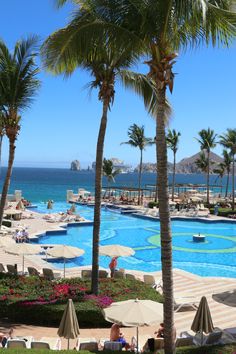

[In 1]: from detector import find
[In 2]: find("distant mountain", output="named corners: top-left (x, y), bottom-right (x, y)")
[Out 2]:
top-left (175, 151), bottom-right (223, 174)
top-left (134, 162), bottom-right (173, 173)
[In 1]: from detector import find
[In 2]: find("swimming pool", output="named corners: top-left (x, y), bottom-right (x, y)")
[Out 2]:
top-left (34, 202), bottom-right (236, 278)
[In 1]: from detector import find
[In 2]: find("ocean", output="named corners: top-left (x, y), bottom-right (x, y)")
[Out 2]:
top-left (0, 167), bottom-right (232, 203)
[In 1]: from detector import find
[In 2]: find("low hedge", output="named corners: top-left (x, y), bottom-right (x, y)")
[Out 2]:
top-left (209, 208), bottom-right (236, 217)
top-left (148, 201), bottom-right (159, 209)
top-left (0, 275), bottom-right (162, 327)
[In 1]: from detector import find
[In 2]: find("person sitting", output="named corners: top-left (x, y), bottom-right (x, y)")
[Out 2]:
top-left (0, 328), bottom-right (13, 348)
top-left (21, 229), bottom-right (29, 242)
top-left (110, 324), bottom-right (131, 350)
top-left (155, 322), bottom-right (164, 338)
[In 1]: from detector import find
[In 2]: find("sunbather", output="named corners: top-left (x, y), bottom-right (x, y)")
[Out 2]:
top-left (0, 328), bottom-right (13, 348)
top-left (110, 324), bottom-right (131, 350)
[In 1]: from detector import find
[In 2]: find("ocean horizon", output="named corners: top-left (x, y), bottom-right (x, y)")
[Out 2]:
top-left (0, 166), bottom-right (232, 203)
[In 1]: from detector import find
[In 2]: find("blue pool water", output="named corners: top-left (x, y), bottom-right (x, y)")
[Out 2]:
top-left (34, 202), bottom-right (236, 278)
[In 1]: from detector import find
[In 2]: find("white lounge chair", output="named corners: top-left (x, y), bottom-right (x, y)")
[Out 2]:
top-left (174, 292), bottom-right (199, 312)
top-left (103, 341), bottom-right (122, 351)
top-left (143, 275), bottom-right (162, 290)
top-left (39, 337), bottom-right (61, 350)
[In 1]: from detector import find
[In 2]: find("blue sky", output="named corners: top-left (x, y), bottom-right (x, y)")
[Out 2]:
top-left (0, 0), bottom-right (236, 169)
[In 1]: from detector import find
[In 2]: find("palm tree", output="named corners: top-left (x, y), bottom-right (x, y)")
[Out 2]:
top-left (0, 37), bottom-right (40, 227)
top-left (103, 158), bottom-right (120, 186)
top-left (45, 1), bottom-right (236, 352)
top-left (0, 113), bottom-right (5, 174)
top-left (195, 152), bottom-right (208, 174)
top-left (219, 129), bottom-right (236, 210)
top-left (213, 163), bottom-right (225, 195)
top-left (166, 129), bottom-right (181, 202)
top-left (122, 124), bottom-right (152, 205)
top-left (41, 7), bottom-right (156, 295)
top-left (222, 149), bottom-right (233, 198)
top-left (195, 129), bottom-right (217, 206)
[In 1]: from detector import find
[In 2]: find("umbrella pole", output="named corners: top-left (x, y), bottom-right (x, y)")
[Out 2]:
top-left (64, 258), bottom-right (65, 278)
top-left (136, 326), bottom-right (139, 353)
top-left (22, 254), bottom-right (24, 274)
top-left (67, 338), bottom-right (69, 350)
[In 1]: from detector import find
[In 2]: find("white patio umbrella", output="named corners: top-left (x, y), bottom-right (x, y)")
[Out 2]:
top-left (100, 244), bottom-right (135, 258)
top-left (16, 200), bottom-right (25, 210)
top-left (103, 298), bottom-right (163, 352)
top-left (47, 245), bottom-right (84, 278)
top-left (5, 243), bottom-right (41, 273)
top-left (69, 204), bottom-right (76, 213)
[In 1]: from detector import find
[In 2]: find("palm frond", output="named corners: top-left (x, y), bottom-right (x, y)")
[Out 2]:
top-left (119, 70), bottom-right (172, 120)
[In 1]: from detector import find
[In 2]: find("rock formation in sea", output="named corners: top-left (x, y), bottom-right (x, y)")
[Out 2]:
top-left (70, 160), bottom-right (80, 171)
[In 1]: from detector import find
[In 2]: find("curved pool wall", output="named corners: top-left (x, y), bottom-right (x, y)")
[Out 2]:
top-left (33, 202), bottom-right (236, 278)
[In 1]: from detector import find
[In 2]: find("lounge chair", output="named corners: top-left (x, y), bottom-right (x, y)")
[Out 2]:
top-left (7, 264), bottom-right (18, 276)
top-left (79, 341), bottom-right (99, 351)
top-left (0, 263), bottom-right (6, 273)
top-left (42, 268), bottom-right (61, 280)
top-left (125, 273), bottom-right (136, 280)
top-left (31, 341), bottom-right (50, 349)
top-left (143, 275), bottom-right (162, 290)
top-left (99, 270), bottom-right (108, 278)
top-left (180, 330), bottom-right (223, 346)
top-left (6, 339), bottom-right (27, 349)
top-left (103, 341), bottom-right (122, 351)
top-left (175, 337), bottom-right (194, 347)
top-left (114, 270), bottom-right (125, 279)
top-left (174, 292), bottom-right (199, 312)
top-left (39, 337), bottom-right (61, 350)
top-left (81, 269), bottom-right (92, 279)
top-left (28, 266), bottom-right (41, 276)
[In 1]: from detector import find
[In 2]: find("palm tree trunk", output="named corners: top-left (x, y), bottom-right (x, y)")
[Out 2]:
top-left (91, 100), bottom-right (109, 295)
top-left (0, 137), bottom-right (16, 227)
top-left (138, 149), bottom-right (143, 205)
top-left (207, 150), bottom-right (210, 206)
top-left (0, 134), bottom-right (3, 176)
top-left (156, 87), bottom-right (174, 354)
top-left (225, 171), bottom-right (229, 198)
top-left (232, 156), bottom-right (235, 211)
top-left (171, 152), bottom-right (176, 201)
top-left (155, 173), bottom-right (158, 202)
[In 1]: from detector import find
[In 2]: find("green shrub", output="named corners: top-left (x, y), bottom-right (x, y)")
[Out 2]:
top-left (0, 275), bottom-right (162, 327)
top-left (209, 208), bottom-right (236, 217)
top-left (2, 219), bottom-right (12, 227)
top-left (148, 201), bottom-right (159, 209)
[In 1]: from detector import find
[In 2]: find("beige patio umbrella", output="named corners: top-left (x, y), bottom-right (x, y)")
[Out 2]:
top-left (103, 298), bottom-right (163, 352)
top-left (58, 299), bottom-right (80, 350)
top-left (212, 289), bottom-right (236, 307)
top-left (69, 204), bottom-right (76, 213)
top-left (191, 296), bottom-right (214, 345)
top-left (16, 200), bottom-right (25, 210)
top-left (5, 243), bottom-right (41, 273)
top-left (47, 200), bottom-right (53, 209)
top-left (100, 244), bottom-right (135, 257)
top-left (47, 245), bottom-right (84, 278)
